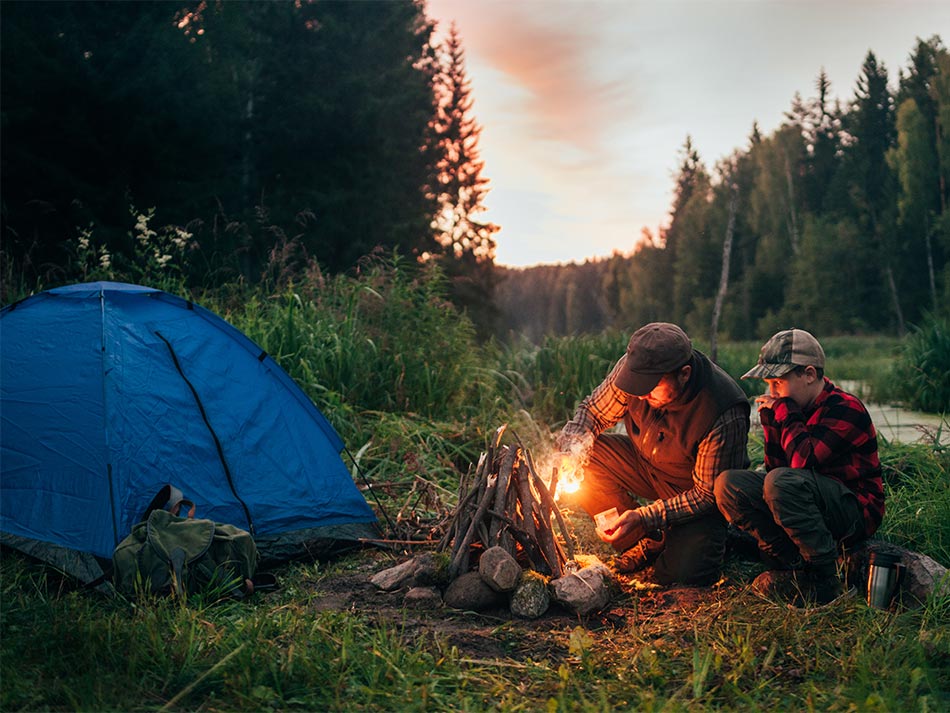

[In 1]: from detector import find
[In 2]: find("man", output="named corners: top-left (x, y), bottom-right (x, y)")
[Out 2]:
top-left (714, 328), bottom-right (884, 606)
top-left (556, 322), bottom-right (751, 585)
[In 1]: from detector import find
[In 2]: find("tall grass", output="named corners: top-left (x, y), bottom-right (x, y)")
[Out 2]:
top-left (224, 255), bottom-right (483, 424)
top-left (492, 332), bottom-right (626, 427)
top-left (889, 313), bottom-right (950, 412)
top-left (878, 440), bottom-right (950, 564)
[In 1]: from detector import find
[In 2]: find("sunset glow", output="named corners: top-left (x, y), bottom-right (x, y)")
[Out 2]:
top-left (427, 0), bottom-right (949, 267)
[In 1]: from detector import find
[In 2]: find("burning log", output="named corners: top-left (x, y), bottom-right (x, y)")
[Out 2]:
top-left (441, 427), bottom-right (575, 580)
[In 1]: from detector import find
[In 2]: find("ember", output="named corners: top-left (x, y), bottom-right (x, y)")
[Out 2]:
top-left (438, 425), bottom-right (576, 579)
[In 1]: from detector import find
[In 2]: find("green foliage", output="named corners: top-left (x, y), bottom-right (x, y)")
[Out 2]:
top-left (431, 24), bottom-right (500, 339)
top-left (885, 312), bottom-right (950, 413)
top-left (491, 38), bottom-right (950, 343)
top-left (226, 255), bottom-right (482, 424)
top-left (493, 331), bottom-right (626, 426)
top-left (3, 538), bottom-right (948, 711)
top-left (1, 0), bottom-right (441, 286)
top-left (878, 439), bottom-right (950, 564)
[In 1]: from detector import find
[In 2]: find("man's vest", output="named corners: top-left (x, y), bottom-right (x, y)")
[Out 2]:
top-left (624, 351), bottom-right (750, 484)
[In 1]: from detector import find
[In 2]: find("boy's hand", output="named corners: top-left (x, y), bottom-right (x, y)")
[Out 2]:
top-left (754, 394), bottom-right (779, 412)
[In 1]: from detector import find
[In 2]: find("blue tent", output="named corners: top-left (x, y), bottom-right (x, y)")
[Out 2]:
top-left (1, 282), bottom-right (378, 583)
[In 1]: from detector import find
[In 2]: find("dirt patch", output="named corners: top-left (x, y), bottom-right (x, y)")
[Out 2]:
top-left (304, 512), bottom-right (764, 663)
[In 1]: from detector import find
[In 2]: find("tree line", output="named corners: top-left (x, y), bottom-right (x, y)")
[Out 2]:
top-left (497, 36), bottom-right (950, 344)
top-left (1, 0), bottom-right (497, 331)
top-left (3, 5), bottom-right (947, 344)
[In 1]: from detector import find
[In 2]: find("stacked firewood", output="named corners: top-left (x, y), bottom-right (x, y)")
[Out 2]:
top-left (438, 426), bottom-right (575, 579)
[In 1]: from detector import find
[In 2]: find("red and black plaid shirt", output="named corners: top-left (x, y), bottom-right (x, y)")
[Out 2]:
top-left (760, 377), bottom-right (884, 535)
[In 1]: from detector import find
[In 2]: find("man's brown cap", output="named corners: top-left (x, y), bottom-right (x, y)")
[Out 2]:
top-left (615, 322), bottom-right (693, 396)
top-left (742, 328), bottom-right (825, 379)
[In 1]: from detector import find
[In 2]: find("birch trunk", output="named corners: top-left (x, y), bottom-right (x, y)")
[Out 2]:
top-left (710, 185), bottom-right (738, 363)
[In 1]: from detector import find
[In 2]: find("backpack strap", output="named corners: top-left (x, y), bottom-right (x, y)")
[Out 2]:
top-left (141, 485), bottom-right (196, 521)
top-left (170, 499), bottom-right (196, 519)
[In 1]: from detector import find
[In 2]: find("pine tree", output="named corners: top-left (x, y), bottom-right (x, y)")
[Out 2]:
top-left (661, 136), bottom-right (707, 315)
top-left (431, 23), bottom-right (499, 336)
top-left (804, 69), bottom-right (844, 214)
top-left (840, 51), bottom-right (902, 332)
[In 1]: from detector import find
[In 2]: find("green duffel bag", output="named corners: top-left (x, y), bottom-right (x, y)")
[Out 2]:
top-left (113, 509), bottom-right (258, 599)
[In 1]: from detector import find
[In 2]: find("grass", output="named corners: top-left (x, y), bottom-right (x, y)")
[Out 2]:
top-left (3, 523), bottom-right (948, 711)
top-left (2, 260), bottom-right (949, 710)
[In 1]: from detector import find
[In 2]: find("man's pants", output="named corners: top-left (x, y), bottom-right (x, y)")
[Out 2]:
top-left (714, 467), bottom-right (863, 568)
top-left (566, 433), bottom-right (726, 586)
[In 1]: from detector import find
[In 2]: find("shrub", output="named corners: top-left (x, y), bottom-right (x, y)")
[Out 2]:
top-left (226, 254), bottom-right (482, 424)
top-left (892, 313), bottom-right (950, 413)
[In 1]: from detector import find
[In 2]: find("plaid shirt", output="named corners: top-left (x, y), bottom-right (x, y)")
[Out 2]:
top-left (760, 377), bottom-right (884, 535)
top-left (561, 358), bottom-right (750, 531)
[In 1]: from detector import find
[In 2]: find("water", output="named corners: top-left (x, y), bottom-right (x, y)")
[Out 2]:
top-left (837, 380), bottom-right (948, 446)
top-left (864, 403), bottom-right (948, 446)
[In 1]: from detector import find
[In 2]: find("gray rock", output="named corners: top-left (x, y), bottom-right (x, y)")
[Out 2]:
top-left (370, 558), bottom-right (419, 591)
top-left (370, 552), bottom-right (443, 592)
top-left (478, 546), bottom-right (523, 592)
top-left (443, 571), bottom-right (506, 611)
top-left (403, 586), bottom-right (443, 609)
top-left (509, 571), bottom-right (550, 618)
top-left (551, 563), bottom-right (613, 615)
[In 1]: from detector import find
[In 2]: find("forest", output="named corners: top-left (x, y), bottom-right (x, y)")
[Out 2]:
top-left (498, 37), bottom-right (950, 343)
top-left (2, 2), bottom-right (949, 345)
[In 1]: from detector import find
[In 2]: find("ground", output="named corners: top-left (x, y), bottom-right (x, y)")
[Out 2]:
top-left (303, 511), bottom-right (765, 664)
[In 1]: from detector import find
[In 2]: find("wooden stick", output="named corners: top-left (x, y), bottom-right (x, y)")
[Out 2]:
top-left (490, 446), bottom-right (517, 545)
top-left (359, 538), bottom-right (441, 545)
top-left (524, 448), bottom-right (576, 562)
top-left (490, 509), bottom-right (548, 573)
top-left (450, 474), bottom-right (498, 578)
top-left (531, 509), bottom-right (560, 577)
top-left (516, 457), bottom-right (536, 541)
top-left (438, 466), bottom-right (484, 551)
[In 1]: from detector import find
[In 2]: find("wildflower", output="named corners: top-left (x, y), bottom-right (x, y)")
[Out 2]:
top-left (171, 227), bottom-right (193, 249)
top-left (135, 211), bottom-right (157, 244)
top-left (99, 250), bottom-right (111, 269)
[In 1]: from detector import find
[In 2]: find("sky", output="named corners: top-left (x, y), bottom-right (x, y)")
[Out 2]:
top-left (425, 0), bottom-right (950, 268)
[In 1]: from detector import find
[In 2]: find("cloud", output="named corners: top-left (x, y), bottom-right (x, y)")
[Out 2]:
top-left (428, 0), bottom-right (655, 266)
top-left (430, 0), bottom-right (640, 159)
top-left (427, 0), bottom-right (950, 266)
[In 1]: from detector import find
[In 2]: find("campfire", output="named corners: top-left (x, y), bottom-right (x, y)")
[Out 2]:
top-left (370, 425), bottom-right (616, 618)
top-left (437, 425), bottom-right (576, 579)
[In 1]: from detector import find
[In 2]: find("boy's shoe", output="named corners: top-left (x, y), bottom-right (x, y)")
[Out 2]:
top-left (609, 534), bottom-right (665, 574)
top-left (753, 563), bottom-right (845, 607)
top-left (791, 563), bottom-right (844, 608)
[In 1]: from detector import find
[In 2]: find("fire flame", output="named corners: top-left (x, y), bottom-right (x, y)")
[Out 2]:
top-left (554, 454), bottom-right (584, 499)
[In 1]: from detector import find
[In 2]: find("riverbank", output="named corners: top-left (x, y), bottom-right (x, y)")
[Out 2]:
top-left (866, 403), bottom-right (948, 446)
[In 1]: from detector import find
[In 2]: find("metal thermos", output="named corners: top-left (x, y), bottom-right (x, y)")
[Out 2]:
top-left (867, 551), bottom-right (902, 610)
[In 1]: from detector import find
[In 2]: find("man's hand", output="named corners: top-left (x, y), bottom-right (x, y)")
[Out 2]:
top-left (554, 430), bottom-right (594, 456)
top-left (597, 508), bottom-right (648, 552)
